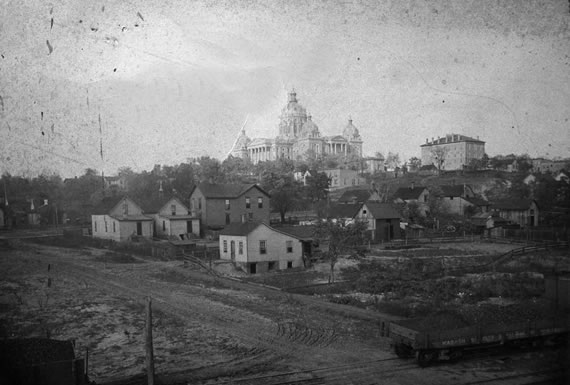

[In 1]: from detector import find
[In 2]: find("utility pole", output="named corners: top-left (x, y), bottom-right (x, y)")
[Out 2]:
top-left (146, 296), bottom-right (155, 385)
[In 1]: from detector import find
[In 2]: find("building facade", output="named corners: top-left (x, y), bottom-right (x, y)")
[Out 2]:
top-left (325, 168), bottom-right (366, 190)
top-left (420, 134), bottom-right (485, 171)
top-left (189, 182), bottom-right (271, 230)
top-left (219, 222), bottom-right (305, 274)
top-left (229, 90), bottom-right (363, 163)
top-left (92, 197), bottom-right (153, 241)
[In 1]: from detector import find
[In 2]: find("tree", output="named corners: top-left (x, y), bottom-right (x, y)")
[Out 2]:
top-left (258, 160), bottom-right (301, 222)
top-left (430, 147), bottom-right (448, 173)
top-left (408, 157), bottom-right (421, 172)
top-left (314, 219), bottom-right (368, 283)
top-left (385, 152), bottom-right (400, 170)
top-left (425, 186), bottom-right (451, 227)
top-left (304, 171), bottom-right (331, 202)
top-left (221, 156), bottom-right (253, 183)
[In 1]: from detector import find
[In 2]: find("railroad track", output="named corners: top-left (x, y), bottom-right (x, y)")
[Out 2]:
top-left (201, 357), bottom-right (416, 385)
top-left (462, 368), bottom-right (568, 385)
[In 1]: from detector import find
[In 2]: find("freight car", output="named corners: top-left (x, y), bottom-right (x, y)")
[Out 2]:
top-left (390, 315), bottom-right (569, 367)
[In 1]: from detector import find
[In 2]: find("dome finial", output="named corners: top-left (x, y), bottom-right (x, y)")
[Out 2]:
top-left (288, 87), bottom-right (297, 103)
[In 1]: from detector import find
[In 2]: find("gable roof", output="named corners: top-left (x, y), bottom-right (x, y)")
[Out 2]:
top-left (0, 338), bottom-right (75, 367)
top-left (91, 196), bottom-right (125, 215)
top-left (338, 189), bottom-right (374, 204)
top-left (190, 182), bottom-right (270, 199)
top-left (274, 225), bottom-right (316, 240)
top-left (465, 197), bottom-right (490, 207)
top-left (219, 221), bottom-right (305, 240)
top-left (439, 185), bottom-right (467, 197)
top-left (326, 203), bottom-right (362, 219)
top-left (362, 202), bottom-right (401, 219)
top-left (392, 186), bottom-right (427, 201)
top-left (491, 199), bottom-right (537, 211)
top-left (219, 221), bottom-right (263, 236)
top-left (140, 195), bottom-right (188, 214)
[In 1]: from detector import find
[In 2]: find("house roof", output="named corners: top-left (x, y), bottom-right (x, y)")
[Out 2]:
top-left (109, 214), bottom-right (153, 221)
top-left (338, 189), bottom-right (374, 204)
top-left (219, 221), bottom-right (306, 240)
top-left (91, 196), bottom-right (125, 215)
top-left (465, 197), bottom-right (490, 207)
top-left (326, 203), bottom-right (362, 219)
top-left (0, 338), bottom-right (75, 367)
top-left (190, 182), bottom-right (270, 199)
top-left (363, 202), bottom-right (401, 219)
top-left (420, 134), bottom-right (485, 147)
top-left (219, 221), bottom-right (263, 236)
top-left (274, 225), bottom-right (316, 240)
top-left (439, 185), bottom-right (466, 197)
top-left (140, 195), bottom-right (187, 214)
top-left (491, 199), bottom-right (537, 211)
top-left (392, 186), bottom-right (427, 201)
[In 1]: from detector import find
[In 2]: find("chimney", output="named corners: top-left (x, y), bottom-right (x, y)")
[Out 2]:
top-left (426, 138), bottom-right (428, 144)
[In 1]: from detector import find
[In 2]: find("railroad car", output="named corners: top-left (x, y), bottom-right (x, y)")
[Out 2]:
top-left (390, 316), bottom-right (569, 366)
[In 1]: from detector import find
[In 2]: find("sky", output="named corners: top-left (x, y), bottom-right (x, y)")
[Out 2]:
top-left (1, 0), bottom-right (569, 177)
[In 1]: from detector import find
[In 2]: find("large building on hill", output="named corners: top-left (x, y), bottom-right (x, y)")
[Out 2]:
top-left (420, 134), bottom-right (485, 171)
top-left (229, 90), bottom-right (363, 163)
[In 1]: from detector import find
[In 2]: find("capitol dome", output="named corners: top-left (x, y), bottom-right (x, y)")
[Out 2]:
top-left (234, 129), bottom-right (250, 150)
top-left (343, 117), bottom-right (361, 141)
top-left (300, 114), bottom-right (320, 138)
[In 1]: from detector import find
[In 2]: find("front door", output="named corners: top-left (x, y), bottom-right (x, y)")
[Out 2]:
top-left (136, 222), bottom-right (142, 236)
top-left (230, 241), bottom-right (235, 261)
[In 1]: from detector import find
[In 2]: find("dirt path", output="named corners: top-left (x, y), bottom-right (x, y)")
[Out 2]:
top-left (1, 244), bottom-right (566, 385)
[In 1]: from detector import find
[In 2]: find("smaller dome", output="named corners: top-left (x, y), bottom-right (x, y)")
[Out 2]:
top-left (300, 114), bottom-right (320, 138)
top-left (233, 129), bottom-right (250, 150)
top-left (343, 117), bottom-right (361, 140)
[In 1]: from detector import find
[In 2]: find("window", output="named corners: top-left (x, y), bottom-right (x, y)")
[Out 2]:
top-left (162, 221), bottom-right (166, 231)
top-left (239, 241), bottom-right (243, 254)
top-left (113, 222), bottom-right (116, 232)
top-left (191, 198), bottom-right (195, 210)
top-left (223, 240), bottom-right (227, 253)
top-left (259, 240), bottom-right (267, 254)
top-left (286, 240), bottom-right (293, 253)
top-left (198, 198), bottom-right (202, 210)
top-left (245, 197), bottom-right (251, 209)
top-left (424, 194), bottom-right (428, 202)
top-left (94, 221), bottom-right (97, 232)
top-left (362, 209), bottom-right (367, 215)
top-left (258, 197), bottom-right (263, 208)
top-left (123, 202), bottom-right (129, 215)
top-left (104, 221), bottom-right (108, 232)
top-left (225, 213), bottom-right (230, 224)
top-left (225, 199), bottom-right (230, 210)
top-left (287, 261), bottom-right (293, 269)
top-left (268, 261), bottom-right (276, 271)
top-left (248, 212), bottom-right (253, 220)
top-left (171, 204), bottom-right (176, 215)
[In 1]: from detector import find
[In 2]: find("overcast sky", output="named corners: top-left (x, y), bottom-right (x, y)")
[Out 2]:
top-left (1, 0), bottom-right (569, 177)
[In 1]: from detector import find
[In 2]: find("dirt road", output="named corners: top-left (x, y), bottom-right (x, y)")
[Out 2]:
top-left (0, 242), bottom-right (566, 384)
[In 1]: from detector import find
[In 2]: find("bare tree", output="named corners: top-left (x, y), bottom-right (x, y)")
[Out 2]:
top-left (314, 219), bottom-right (368, 283)
top-left (431, 147), bottom-right (448, 173)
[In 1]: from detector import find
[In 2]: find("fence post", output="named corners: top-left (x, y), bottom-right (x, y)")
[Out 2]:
top-left (146, 296), bottom-right (155, 385)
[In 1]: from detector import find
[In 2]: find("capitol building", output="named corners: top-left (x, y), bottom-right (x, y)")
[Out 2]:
top-left (229, 90), bottom-right (363, 163)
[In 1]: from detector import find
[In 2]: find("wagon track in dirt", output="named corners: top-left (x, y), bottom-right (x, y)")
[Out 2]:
top-left (46, 255), bottom-right (396, 383)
